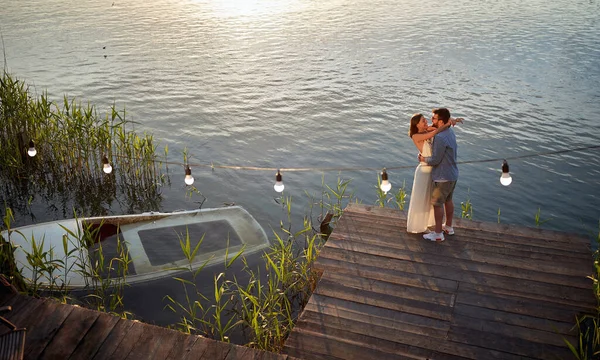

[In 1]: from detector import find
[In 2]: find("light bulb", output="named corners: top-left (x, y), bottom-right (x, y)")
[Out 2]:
top-left (184, 165), bottom-right (194, 185)
top-left (27, 140), bottom-right (37, 157)
top-left (500, 160), bottom-right (512, 186)
top-left (380, 168), bottom-right (392, 194)
top-left (102, 155), bottom-right (113, 174)
top-left (274, 170), bottom-right (284, 192)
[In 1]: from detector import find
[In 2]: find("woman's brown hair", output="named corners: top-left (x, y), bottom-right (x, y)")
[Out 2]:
top-left (408, 113), bottom-right (423, 138)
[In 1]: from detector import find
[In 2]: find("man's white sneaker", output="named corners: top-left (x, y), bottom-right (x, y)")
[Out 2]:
top-left (443, 225), bottom-right (455, 236)
top-left (423, 232), bottom-right (445, 242)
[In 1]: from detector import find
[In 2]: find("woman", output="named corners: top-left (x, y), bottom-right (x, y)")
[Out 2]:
top-left (406, 113), bottom-right (460, 233)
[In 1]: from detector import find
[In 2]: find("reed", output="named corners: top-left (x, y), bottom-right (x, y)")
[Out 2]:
top-left (461, 189), bottom-right (473, 219)
top-left (565, 221), bottom-right (600, 359)
top-left (164, 184), bottom-right (343, 351)
top-left (0, 208), bottom-right (27, 292)
top-left (534, 207), bottom-right (552, 227)
top-left (0, 204), bottom-right (133, 317)
top-left (0, 71), bottom-right (164, 219)
top-left (375, 174), bottom-right (407, 209)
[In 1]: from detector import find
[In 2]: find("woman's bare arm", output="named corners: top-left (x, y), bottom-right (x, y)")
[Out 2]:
top-left (411, 121), bottom-right (451, 142)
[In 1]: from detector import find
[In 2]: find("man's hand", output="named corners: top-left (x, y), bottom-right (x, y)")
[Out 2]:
top-left (418, 154), bottom-right (425, 163)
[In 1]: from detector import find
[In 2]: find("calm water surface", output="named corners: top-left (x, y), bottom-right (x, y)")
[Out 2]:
top-left (2, 0), bottom-right (600, 235)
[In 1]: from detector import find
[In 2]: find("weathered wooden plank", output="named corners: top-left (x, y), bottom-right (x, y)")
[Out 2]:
top-left (0, 296), bottom-right (46, 337)
top-left (68, 312), bottom-right (120, 360)
top-left (344, 203), bottom-right (590, 245)
top-left (293, 314), bottom-right (531, 360)
top-left (25, 300), bottom-right (75, 359)
top-left (344, 203), bottom-right (405, 219)
top-left (453, 303), bottom-right (576, 336)
top-left (165, 333), bottom-right (200, 360)
top-left (182, 336), bottom-right (212, 360)
top-left (124, 324), bottom-right (182, 360)
top-left (447, 325), bottom-right (573, 359)
top-left (305, 293), bottom-right (450, 338)
top-left (337, 214), bottom-right (592, 256)
top-left (320, 238), bottom-right (590, 288)
top-left (455, 290), bottom-right (592, 324)
top-left (224, 344), bottom-right (260, 360)
top-left (91, 318), bottom-right (136, 359)
top-left (284, 327), bottom-right (431, 360)
top-left (313, 250), bottom-right (458, 292)
top-left (254, 349), bottom-right (290, 360)
top-left (148, 331), bottom-right (193, 360)
top-left (314, 277), bottom-right (454, 321)
top-left (321, 271), bottom-right (456, 307)
top-left (39, 306), bottom-right (101, 359)
top-left (451, 312), bottom-right (575, 348)
top-left (196, 337), bottom-right (232, 360)
top-left (315, 254), bottom-right (594, 309)
top-left (328, 229), bottom-right (591, 277)
top-left (104, 320), bottom-right (147, 360)
top-left (450, 216), bottom-right (590, 244)
top-left (0, 292), bottom-right (17, 307)
top-left (331, 219), bottom-right (592, 262)
top-left (341, 209), bottom-right (591, 253)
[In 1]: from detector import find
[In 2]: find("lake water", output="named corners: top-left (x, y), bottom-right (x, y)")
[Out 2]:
top-left (1, 0), bottom-right (600, 236)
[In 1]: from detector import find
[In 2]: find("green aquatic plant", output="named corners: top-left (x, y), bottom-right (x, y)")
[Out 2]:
top-left (0, 207), bottom-right (27, 291)
top-left (461, 189), bottom-right (473, 219)
top-left (534, 207), bottom-right (552, 227)
top-left (164, 192), bottom-right (325, 351)
top-left (565, 220), bottom-right (600, 359)
top-left (0, 71), bottom-right (164, 219)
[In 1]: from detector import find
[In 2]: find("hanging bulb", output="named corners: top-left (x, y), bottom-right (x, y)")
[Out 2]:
top-left (102, 155), bottom-right (113, 174)
top-left (184, 165), bottom-right (194, 185)
top-left (274, 169), bottom-right (284, 192)
top-left (27, 140), bottom-right (37, 157)
top-left (500, 160), bottom-right (512, 186)
top-left (380, 168), bottom-right (392, 194)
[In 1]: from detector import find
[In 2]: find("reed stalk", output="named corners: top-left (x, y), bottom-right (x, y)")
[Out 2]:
top-left (0, 71), bottom-right (164, 219)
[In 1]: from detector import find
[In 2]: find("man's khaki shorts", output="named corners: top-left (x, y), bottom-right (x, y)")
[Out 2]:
top-left (431, 181), bottom-right (457, 207)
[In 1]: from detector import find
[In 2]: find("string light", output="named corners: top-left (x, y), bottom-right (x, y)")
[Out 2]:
top-left (500, 160), bottom-right (512, 186)
top-left (16, 143), bottom-right (592, 190)
top-left (274, 169), bottom-right (284, 192)
top-left (102, 155), bottom-right (113, 174)
top-left (184, 165), bottom-right (194, 185)
top-left (380, 168), bottom-right (392, 194)
top-left (27, 140), bottom-right (37, 157)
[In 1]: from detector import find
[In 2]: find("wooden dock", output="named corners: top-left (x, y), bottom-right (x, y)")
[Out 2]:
top-left (283, 203), bottom-right (596, 359)
top-left (0, 281), bottom-right (296, 360)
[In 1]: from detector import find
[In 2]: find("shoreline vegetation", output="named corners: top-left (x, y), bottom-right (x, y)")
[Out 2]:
top-left (1, 72), bottom-right (599, 356)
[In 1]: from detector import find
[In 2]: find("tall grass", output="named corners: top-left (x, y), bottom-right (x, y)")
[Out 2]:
top-left (0, 71), bottom-right (164, 219)
top-left (565, 221), bottom-right (600, 359)
top-left (0, 206), bottom-right (133, 317)
top-left (164, 183), bottom-right (345, 351)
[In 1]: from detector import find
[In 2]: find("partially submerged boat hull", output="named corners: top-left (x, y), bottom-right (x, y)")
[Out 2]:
top-left (1, 206), bottom-right (269, 289)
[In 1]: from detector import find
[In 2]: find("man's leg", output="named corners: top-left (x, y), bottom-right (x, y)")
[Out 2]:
top-left (444, 199), bottom-right (454, 227)
top-left (434, 205), bottom-right (444, 233)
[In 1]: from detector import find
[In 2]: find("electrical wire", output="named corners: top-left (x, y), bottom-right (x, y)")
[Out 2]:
top-left (109, 144), bottom-right (600, 173)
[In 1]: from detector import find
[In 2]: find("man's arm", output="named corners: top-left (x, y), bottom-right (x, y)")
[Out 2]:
top-left (424, 135), bottom-right (446, 166)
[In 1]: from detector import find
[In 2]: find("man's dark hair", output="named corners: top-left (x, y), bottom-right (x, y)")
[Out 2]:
top-left (433, 108), bottom-right (451, 124)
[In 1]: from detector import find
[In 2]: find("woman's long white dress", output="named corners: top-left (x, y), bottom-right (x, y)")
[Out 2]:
top-left (406, 139), bottom-right (435, 233)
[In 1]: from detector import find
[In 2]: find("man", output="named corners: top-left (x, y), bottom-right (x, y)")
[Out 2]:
top-left (418, 108), bottom-right (458, 242)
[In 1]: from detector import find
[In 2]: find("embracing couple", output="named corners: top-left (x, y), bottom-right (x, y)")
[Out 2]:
top-left (406, 108), bottom-right (461, 242)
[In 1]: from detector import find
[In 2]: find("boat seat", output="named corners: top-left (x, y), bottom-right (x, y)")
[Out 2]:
top-left (0, 306), bottom-right (26, 360)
